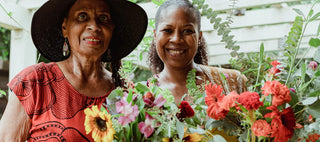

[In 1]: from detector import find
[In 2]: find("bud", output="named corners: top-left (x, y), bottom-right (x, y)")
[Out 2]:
top-left (308, 61), bottom-right (318, 70)
top-left (289, 88), bottom-right (296, 93)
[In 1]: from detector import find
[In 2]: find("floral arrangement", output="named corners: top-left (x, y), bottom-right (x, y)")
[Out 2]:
top-left (82, 2), bottom-right (320, 142)
top-left (204, 4), bottom-right (320, 141)
top-left (83, 76), bottom-right (207, 142)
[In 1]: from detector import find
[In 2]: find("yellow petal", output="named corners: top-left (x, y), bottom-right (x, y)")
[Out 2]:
top-left (162, 138), bottom-right (170, 142)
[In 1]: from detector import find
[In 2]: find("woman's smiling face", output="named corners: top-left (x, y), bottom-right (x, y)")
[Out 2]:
top-left (154, 5), bottom-right (202, 69)
top-left (62, 0), bottom-right (114, 59)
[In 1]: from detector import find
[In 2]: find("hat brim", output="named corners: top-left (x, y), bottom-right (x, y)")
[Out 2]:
top-left (31, 0), bottom-right (148, 62)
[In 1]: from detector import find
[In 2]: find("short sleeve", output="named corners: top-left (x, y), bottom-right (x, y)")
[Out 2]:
top-left (7, 63), bottom-right (52, 119)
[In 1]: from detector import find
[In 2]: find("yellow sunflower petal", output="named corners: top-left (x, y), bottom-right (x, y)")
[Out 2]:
top-left (162, 138), bottom-right (170, 142)
top-left (184, 133), bottom-right (203, 142)
top-left (84, 107), bottom-right (94, 116)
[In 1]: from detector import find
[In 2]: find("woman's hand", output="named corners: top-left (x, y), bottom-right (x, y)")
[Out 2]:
top-left (0, 93), bottom-right (30, 142)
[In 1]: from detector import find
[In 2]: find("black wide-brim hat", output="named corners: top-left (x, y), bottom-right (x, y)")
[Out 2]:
top-left (31, 0), bottom-right (148, 62)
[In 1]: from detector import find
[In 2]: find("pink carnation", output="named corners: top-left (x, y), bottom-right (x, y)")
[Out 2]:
top-left (238, 91), bottom-right (263, 110)
top-left (252, 120), bottom-right (272, 137)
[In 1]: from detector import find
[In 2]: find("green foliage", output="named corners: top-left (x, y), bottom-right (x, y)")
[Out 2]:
top-left (0, 89), bottom-right (6, 97)
top-left (0, 27), bottom-right (10, 61)
top-left (192, 0), bottom-right (239, 57)
top-left (151, 0), bottom-right (166, 6)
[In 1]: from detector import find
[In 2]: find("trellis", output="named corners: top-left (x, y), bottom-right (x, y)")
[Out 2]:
top-left (0, 0), bottom-right (319, 81)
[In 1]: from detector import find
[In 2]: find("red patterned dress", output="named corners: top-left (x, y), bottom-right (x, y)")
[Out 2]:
top-left (8, 62), bottom-right (110, 142)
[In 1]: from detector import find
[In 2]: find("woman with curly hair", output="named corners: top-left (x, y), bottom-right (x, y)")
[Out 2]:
top-left (148, 0), bottom-right (247, 103)
top-left (148, 1), bottom-right (247, 141)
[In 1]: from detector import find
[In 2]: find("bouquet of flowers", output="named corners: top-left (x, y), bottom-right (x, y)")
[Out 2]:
top-left (204, 4), bottom-right (320, 141)
top-left (84, 76), bottom-right (207, 142)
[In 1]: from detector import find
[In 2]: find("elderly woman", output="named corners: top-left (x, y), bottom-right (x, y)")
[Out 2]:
top-left (148, 0), bottom-right (246, 141)
top-left (0, 0), bottom-right (147, 141)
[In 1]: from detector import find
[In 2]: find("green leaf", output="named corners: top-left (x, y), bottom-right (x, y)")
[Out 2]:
top-left (0, 90), bottom-right (6, 96)
top-left (302, 97), bottom-right (318, 105)
top-left (108, 89), bottom-right (123, 99)
top-left (127, 90), bottom-right (133, 103)
top-left (309, 11), bottom-right (320, 22)
top-left (219, 72), bottom-right (226, 80)
top-left (176, 120), bottom-right (185, 140)
top-left (293, 8), bottom-right (305, 17)
top-left (100, 106), bottom-right (108, 114)
top-left (212, 135), bottom-right (227, 142)
top-left (309, 38), bottom-right (320, 47)
top-left (315, 71), bottom-right (320, 77)
top-left (307, 99), bottom-right (320, 118)
top-left (307, 9), bottom-right (314, 19)
top-left (309, 89), bottom-right (320, 97)
top-left (135, 83), bottom-right (149, 94)
top-left (299, 79), bottom-right (312, 92)
top-left (189, 127), bottom-right (206, 135)
top-left (289, 91), bottom-right (299, 106)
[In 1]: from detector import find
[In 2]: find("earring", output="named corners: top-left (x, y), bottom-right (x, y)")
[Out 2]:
top-left (63, 38), bottom-right (70, 56)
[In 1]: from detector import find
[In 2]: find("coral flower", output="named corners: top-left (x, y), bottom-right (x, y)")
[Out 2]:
top-left (138, 113), bottom-right (155, 138)
top-left (205, 83), bottom-right (224, 106)
top-left (269, 60), bottom-right (281, 75)
top-left (306, 133), bottom-right (320, 142)
top-left (261, 80), bottom-right (291, 106)
top-left (177, 101), bottom-right (195, 119)
top-left (116, 98), bottom-right (139, 125)
top-left (205, 83), bottom-right (227, 120)
top-left (251, 120), bottom-right (272, 137)
top-left (264, 106), bottom-right (296, 142)
top-left (219, 91), bottom-right (239, 112)
top-left (84, 105), bottom-right (115, 142)
top-left (237, 91), bottom-right (263, 110)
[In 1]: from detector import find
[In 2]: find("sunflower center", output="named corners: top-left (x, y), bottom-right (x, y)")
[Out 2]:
top-left (95, 117), bottom-right (107, 131)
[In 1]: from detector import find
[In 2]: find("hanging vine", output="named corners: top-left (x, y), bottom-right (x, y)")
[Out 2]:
top-left (192, 0), bottom-right (240, 58)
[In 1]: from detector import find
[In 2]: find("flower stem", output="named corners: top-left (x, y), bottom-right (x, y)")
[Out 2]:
top-left (285, 2), bottom-right (317, 85)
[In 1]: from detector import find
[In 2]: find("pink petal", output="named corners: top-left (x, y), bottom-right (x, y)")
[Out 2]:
top-left (153, 95), bottom-right (166, 107)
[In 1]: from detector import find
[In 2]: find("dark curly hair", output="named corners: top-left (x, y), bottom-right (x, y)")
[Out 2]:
top-left (147, 0), bottom-right (208, 74)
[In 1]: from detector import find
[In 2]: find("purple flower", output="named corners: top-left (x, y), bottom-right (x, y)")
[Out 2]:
top-left (223, 73), bottom-right (229, 79)
top-left (309, 61), bottom-right (318, 70)
top-left (138, 113), bottom-right (155, 138)
top-left (116, 98), bottom-right (139, 125)
top-left (289, 88), bottom-right (296, 93)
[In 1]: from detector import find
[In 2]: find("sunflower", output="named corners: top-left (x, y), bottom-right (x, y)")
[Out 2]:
top-left (84, 105), bottom-right (115, 142)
